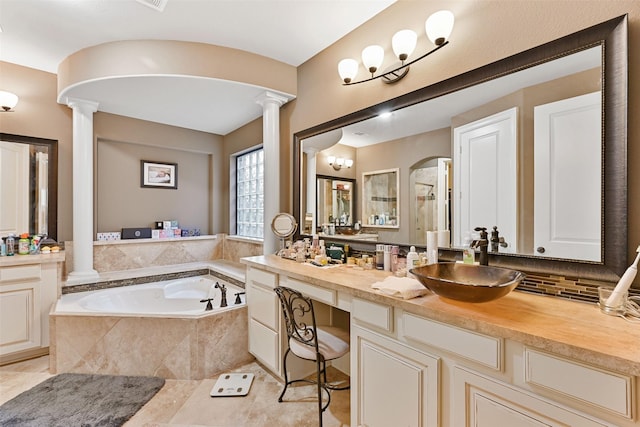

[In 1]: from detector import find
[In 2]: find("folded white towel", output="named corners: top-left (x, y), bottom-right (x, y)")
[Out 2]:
top-left (371, 276), bottom-right (430, 300)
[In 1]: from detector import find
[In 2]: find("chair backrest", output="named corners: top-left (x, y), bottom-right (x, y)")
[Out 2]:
top-left (274, 286), bottom-right (320, 354)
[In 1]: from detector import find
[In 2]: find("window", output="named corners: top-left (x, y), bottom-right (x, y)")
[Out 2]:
top-left (235, 148), bottom-right (264, 238)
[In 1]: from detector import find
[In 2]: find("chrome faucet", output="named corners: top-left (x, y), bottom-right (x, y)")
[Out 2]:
top-left (215, 282), bottom-right (227, 307)
top-left (490, 226), bottom-right (508, 252)
top-left (470, 227), bottom-right (489, 266)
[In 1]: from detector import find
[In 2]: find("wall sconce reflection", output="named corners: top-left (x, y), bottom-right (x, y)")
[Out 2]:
top-left (327, 155), bottom-right (353, 171)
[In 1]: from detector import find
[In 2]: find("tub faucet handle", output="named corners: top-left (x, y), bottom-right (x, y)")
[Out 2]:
top-left (200, 298), bottom-right (214, 311)
top-left (234, 292), bottom-right (246, 305)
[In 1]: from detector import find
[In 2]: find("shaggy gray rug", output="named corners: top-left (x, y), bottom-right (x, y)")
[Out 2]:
top-left (0, 372), bottom-right (165, 427)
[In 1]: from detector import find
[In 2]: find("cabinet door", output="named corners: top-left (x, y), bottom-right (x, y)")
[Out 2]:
top-left (0, 282), bottom-right (41, 355)
top-left (453, 366), bottom-right (607, 427)
top-left (352, 325), bottom-right (439, 427)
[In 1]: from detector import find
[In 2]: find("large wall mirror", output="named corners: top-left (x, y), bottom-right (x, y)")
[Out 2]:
top-left (293, 15), bottom-right (627, 282)
top-left (0, 133), bottom-right (58, 241)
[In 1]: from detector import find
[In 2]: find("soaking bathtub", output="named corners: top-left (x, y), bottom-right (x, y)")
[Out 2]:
top-left (50, 275), bottom-right (254, 380)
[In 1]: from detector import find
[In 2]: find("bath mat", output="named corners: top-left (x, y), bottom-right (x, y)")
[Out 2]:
top-left (0, 372), bottom-right (165, 427)
top-left (210, 372), bottom-right (255, 397)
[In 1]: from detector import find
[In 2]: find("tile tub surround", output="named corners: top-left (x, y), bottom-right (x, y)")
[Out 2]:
top-left (61, 260), bottom-right (246, 294)
top-left (64, 234), bottom-right (224, 275)
top-left (49, 304), bottom-right (253, 380)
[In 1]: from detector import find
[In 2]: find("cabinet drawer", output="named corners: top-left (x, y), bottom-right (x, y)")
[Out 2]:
top-left (282, 277), bottom-right (336, 306)
top-left (0, 264), bottom-right (42, 282)
top-left (402, 313), bottom-right (501, 370)
top-left (524, 348), bottom-right (633, 418)
top-left (246, 267), bottom-right (278, 289)
top-left (352, 298), bottom-right (393, 332)
top-left (247, 282), bottom-right (279, 329)
top-left (248, 318), bottom-right (280, 374)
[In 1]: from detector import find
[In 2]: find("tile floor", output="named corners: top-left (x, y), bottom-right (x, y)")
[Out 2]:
top-left (0, 356), bottom-right (350, 426)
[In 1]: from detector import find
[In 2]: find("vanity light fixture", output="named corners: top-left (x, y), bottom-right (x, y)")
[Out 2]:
top-left (338, 10), bottom-right (454, 85)
top-left (0, 91), bottom-right (19, 112)
top-left (328, 155), bottom-right (353, 171)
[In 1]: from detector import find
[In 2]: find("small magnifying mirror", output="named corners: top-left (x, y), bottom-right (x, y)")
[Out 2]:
top-left (271, 213), bottom-right (298, 254)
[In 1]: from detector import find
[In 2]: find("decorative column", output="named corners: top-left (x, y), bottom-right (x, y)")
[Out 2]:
top-left (66, 98), bottom-right (99, 283)
top-left (256, 91), bottom-right (288, 255)
top-left (304, 147), bottom-right (318, 234)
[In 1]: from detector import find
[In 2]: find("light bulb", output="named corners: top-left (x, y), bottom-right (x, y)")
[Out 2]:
top-left (362, 45), bottom-right (384, 74)
top-left (0, 91), bottom-right (19, 111)
top-left (426, 10), bottom-right (455, 46)
top-left (392, 30), bottom-right (417, 61)
top-left (338, 58), bottom-right (358, 84)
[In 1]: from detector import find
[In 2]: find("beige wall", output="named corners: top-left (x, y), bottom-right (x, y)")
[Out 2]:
top-left (93, 113), bottom-right (224, 235)
top-left (0, 61), bottom-right (73, 241)
top-left (291, 1), bottom-right (640, 272)
top-left (1, 1), bottom-right (639, 275)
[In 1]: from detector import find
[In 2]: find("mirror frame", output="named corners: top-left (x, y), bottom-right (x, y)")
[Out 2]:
top-left (0, 133), bottom-right (59, 242)
top-left (293, 15), bottom-right (627, 282)
top-left (316, 175), bottom-right (356, 228)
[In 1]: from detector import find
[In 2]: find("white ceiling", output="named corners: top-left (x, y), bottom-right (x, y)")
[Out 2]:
top-left (0, 0), bottom-right (396, 134)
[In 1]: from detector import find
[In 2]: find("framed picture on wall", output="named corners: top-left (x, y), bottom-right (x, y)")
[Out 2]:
top-left (140, 160), bottom-right (178, 189)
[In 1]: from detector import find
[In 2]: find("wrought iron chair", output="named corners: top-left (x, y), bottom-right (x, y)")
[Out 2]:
top-left (274, 286), bottom-right (350, 426)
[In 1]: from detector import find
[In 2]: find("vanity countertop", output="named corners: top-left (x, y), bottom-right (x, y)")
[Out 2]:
top-left (0, 252), bottom-right (65, 267)
top-left (242, 254), bottom-right (640, 376)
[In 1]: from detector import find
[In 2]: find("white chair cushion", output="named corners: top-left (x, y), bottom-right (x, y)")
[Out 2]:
top-left (289, 326), bottom-right (350, 361)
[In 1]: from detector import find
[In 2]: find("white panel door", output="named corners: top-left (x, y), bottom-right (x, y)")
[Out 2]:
top-left (0, 141), bottom-right (29, 236)
top-left (534, 92), bottom-right (601, 261)
top-left (453, 108), bottom-right (518, 252)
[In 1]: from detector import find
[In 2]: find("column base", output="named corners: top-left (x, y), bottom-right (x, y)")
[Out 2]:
top-left (66, 269), bottom-right (100, 284)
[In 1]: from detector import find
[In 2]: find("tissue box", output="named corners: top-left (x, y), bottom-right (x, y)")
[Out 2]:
top-left (97, 232), bottom-right (121, 241)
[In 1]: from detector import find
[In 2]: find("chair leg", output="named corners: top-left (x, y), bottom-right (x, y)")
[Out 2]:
top-left (316, 356), bottom-right (324, 427)
top-left (278, 348), bottom-right (291, 403)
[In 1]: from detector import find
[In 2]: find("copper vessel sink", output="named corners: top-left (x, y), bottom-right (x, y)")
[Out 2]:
top-left (410, 262), bottom-right (525, 303)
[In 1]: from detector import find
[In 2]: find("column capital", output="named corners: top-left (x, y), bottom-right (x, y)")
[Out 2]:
top-left (66, 97), bottom-right (99, 113)
top-left (255, 91), bottom-right (289, 108)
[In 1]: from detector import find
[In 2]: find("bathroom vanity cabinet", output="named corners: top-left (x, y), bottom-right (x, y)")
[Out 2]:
top-left (241, 255), bottom-right (640, 427)
top-left (0, 253), bottom-right (64, 365)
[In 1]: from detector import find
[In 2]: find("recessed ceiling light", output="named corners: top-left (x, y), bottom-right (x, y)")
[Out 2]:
top-left (135, 0), bottom-right (168, 12)
top-left (379, 112), bottom-right (392, 119)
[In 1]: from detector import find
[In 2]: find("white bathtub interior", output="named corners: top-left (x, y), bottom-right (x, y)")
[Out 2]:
top-left (55, 276), bottom-right (245, 317)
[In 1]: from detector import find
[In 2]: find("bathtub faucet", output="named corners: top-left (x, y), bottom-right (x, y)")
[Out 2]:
top-left (215, 282), bottom-right (227, 307)
top-left (200, 298), bottom-right (214, 311)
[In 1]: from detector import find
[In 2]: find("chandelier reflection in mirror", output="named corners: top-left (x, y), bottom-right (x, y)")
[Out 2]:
top-left (338, 10), bottom-right (454, 85)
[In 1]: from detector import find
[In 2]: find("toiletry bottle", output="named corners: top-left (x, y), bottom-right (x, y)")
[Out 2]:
top-left (375, 244), bottom-right (384, 270)
top-left (391, 246), bottom-right (399, 273)
top-left (383, 244), bottom-right (392, 271)
top-left (406, 246), bottom-right (420, 278)
top-left (6, 235), bottom-right (15, 256)
top-left (319, 244), bottom-right (328, 265)
top-left (463, 248), bottom-right (475, 264)
top-left (0, 238), bottom-right (6, 256)
top-left (18, 233), bottom-right (30, 255)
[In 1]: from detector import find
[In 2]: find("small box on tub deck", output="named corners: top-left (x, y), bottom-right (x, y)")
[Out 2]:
top-left (97, 232), bottom-right (121, 241)
top-left (181, 228), bottom-right (201, 237)
top-left (121, 227), bottom-right (152, 239)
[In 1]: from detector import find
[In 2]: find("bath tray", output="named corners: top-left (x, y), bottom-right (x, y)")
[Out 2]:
top-left (210, 373), bottom-right (254, 397)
